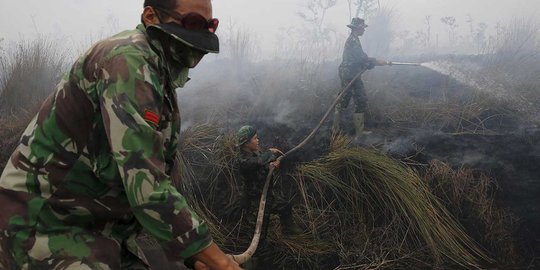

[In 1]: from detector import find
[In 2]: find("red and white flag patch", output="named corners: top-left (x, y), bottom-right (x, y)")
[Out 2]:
top-left (143, 109), bottom-right (160, 126)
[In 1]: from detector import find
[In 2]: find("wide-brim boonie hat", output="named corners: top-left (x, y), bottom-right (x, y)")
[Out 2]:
top-left (147, 22), bottom-right (219, 53)
top-left (347, 17), bottom-right (368, 29)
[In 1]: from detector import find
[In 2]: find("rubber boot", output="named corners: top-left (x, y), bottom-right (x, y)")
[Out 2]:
top-left (332, 109), bottom-right (341, 133)
top-left (353, 113), bottom-right (371, 138)
top-left (280, 213), bottom-right (303, 235)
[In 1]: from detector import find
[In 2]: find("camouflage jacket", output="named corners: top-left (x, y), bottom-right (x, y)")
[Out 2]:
top-left (0, 24), bottom-right (211, 265)
top-left (238, 149), bottom-right (275, 198)
top-left (339, 34), bottom-right (376, 76)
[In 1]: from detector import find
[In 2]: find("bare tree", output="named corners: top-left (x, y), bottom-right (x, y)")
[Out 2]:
top-left (425, 16), bottom-right (432, 48)
top-left (297, 0), bottom-right (337, 34)
top-left (351, 0), bottom-right (379, 19)
top-left (362, 6), bottom-right (395, 56)
top-left (441, 16), bottom-right (458, 44)
top-left (495, 21), bottom-right (505, 43)
top-left (472, 23), bottom-right (488, 54)
top-left (415, 31), bottom-right (428, 49)
top-left (466, 14), bottom-right (474, 40)
top-left (296, 0), bottom-right (340, 60)
top-left (346, 0), bottom-right (352, 20)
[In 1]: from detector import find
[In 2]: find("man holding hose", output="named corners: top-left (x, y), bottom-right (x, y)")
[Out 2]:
top-left (334, 17), bottom-right (390, 138)
top-left (0, 0), bottom-right (240, 269)
top-left (236, 125), bottom-right (301, 235)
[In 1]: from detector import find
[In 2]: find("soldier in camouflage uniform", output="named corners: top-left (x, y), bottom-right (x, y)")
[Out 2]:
top-left (236, 126), bottom-right (301, 240)
top-left (334, 17), bottom-right (390, 137)
top-left (0, 0), bottom-right (242, 269)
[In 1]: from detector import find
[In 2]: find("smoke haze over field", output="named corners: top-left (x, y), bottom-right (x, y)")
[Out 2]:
top-left (2, 1), bottom-right (540, 268)
top-left (1, 0), bottom-right (538, 57)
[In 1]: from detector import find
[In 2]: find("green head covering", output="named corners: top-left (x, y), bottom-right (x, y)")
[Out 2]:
top-left (237, 125), bottom-right (256, 146)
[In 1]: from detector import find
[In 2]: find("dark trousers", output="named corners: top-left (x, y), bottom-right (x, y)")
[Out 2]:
top-left (338, 68), bottom-right (367, 113)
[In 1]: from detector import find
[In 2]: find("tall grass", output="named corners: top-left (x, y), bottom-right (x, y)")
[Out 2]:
top-left (485, 18), bottom-right (540, 116)
top-left (0, 38), bottom-right (69, 170)
top-left (0, 110), bottom-right (35, 171)
top-left (0, 38), bottom-right (68, 113)
top-left (294, 135), bottom-right (491, 269)
top-left (362, 6), bottom-right (395, 58)
top-left (423, 161), bottom-right (518, 265)
top-left (489, 18), bottom-right (540, 70)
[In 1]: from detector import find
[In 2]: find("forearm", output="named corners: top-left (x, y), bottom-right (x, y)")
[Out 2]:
top-left (130, 180), bottom-right (212, 259)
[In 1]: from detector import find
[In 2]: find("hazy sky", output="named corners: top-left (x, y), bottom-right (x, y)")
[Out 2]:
top-left (1, 0), bottom-right (538, 55)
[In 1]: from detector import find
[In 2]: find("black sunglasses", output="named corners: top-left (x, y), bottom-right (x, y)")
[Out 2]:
top-left (155, 8), bottom-right (219, 33)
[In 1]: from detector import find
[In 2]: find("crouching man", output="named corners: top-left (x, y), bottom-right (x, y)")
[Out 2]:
top-left (236, 125), bottom-right (302, 238)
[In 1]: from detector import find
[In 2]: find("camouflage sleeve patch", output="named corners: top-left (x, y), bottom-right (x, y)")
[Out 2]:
top-left (97, 50), bottom-right (211, 259)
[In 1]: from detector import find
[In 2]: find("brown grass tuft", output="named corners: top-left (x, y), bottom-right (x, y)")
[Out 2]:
top-left (423, 160), bottom-right (519, 264)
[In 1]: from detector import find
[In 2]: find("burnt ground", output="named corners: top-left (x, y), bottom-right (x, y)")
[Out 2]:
top-left (205, 61), bottom-right (540, 268)
top-left (419, 130), bottom-right (540, 264)
top-left (256, 122), bottom-right (540, 261)
top-left (371, 127), bottom-right (540, 266)
top-left (255, 123), bottom-right (540, 269)
top-left (234, 121), bottom-right (540, 268)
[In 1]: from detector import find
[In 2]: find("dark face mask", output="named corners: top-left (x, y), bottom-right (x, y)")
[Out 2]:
top-left (147, 27), bottom-right (208, 89)
top-left (166, 39), bottom-right (207, 68)
top-left (152, 10), bottom-right (209, 68)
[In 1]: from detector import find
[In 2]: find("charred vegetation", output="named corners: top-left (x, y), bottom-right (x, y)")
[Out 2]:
top-left (1, 16), bottom-right (539, 269)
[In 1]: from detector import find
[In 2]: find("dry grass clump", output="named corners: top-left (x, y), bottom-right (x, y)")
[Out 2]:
top-left (0, 38), bottom-right (68, 170)
top-left (423, 160), bottom-right (519, 265)
top-left (176, 126), bottom-right (494, 269)
top-left (175, 124), bottom-right (243, 247)
top-left (0, 38), bottom-right (67, 113)
top-left (293, 134), bottom-right (491, 269)
top-left (0, 109), bottom-right (36, 170)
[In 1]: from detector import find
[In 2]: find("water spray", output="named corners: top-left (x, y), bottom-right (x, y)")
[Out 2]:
top-left (389, 61), bottom-right (423, 66)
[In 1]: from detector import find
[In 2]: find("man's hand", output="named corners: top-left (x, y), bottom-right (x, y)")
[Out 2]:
top-left (194, 261), bottom-right (209, 270)
top-left (191, 242), bottom-right (243, 270)
top-left (375, 59), bottom-right (391, 66)
top-left (269, 160), bottom-right (281, 169)
top-left (269, 148), bottom-right (284, 156)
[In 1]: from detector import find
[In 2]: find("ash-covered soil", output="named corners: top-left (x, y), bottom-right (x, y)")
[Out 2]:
top-left (186, 57), bottom-right (540, 267)
top-left (417, 130), bottom-right (540, 260)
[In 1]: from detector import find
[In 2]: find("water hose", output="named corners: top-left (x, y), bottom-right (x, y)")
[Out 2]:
top-left (230, 70), bottom-right (365, 264)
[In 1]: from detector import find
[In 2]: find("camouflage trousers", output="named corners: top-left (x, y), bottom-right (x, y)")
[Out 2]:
top-left (242, 176), bottom-right (294, 218)
top-left (0, 227), bottom-right (149, 270)
top-left (337, 67), bottom-right (367, 113)
top-left (225, 179), bottom-right (294, 241)
top-left (245, 180), bottom-right (294, 246)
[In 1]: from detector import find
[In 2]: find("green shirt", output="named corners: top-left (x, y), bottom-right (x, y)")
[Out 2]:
top-left (0, 24), bottom-right (210, 267)
top-left (339, 34), bottom-right (375, 75)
